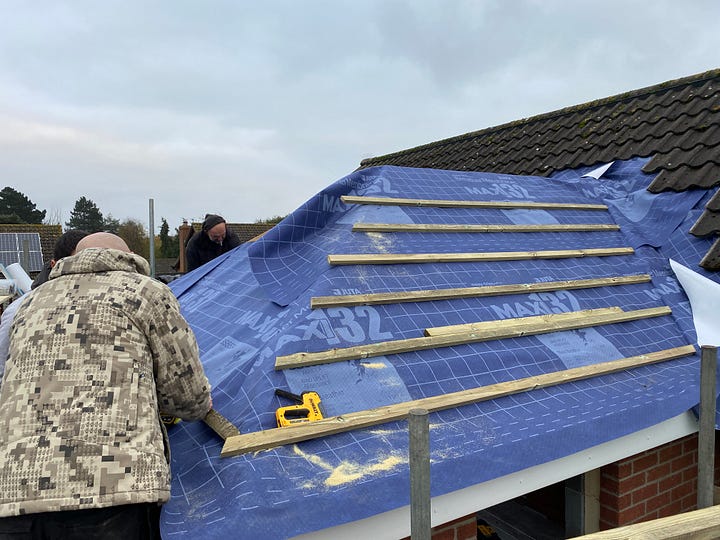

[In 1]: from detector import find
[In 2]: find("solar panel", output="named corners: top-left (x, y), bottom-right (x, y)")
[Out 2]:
top-left (0, 233), bottom-right (44, 272)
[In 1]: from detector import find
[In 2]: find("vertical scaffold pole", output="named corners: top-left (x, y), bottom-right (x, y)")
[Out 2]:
top-left (148, 199), bottom-right (155, 278)
top-left (698, 345), bottom-right (717, 509)
top-left (409, 408), bottom-right (431, 540)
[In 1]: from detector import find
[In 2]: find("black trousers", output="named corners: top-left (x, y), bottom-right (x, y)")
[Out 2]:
top-left (0, 503), bottom-right (161, 540)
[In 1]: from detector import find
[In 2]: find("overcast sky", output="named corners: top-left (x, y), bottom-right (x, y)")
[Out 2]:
top-left (1, 1), bottom-right (718, 231)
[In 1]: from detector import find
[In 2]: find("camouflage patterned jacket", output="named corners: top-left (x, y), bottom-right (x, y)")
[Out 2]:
top-left (0, 248), bottom-right (211, 517)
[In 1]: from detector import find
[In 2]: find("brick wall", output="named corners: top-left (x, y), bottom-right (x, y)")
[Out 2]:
top-left (599, 432), bottom-right (719, 530)
top-left (399, 514), bottom-right (477, 540)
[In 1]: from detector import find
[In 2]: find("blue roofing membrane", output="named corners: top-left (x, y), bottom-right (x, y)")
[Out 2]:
top-left (164, 158), bottom-right (718, 539)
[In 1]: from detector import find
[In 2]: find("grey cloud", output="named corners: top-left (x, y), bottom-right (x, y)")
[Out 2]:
top-left (0, 0), bottom-right (719, 231)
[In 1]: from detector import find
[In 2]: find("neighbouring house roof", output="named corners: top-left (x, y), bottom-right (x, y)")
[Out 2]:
top-left (191, 221), bottom-right (275, 244)
top-left (359, 69), bottom-right (720, 269)
top-left (0, 223), bottom-right (61, 274)
top-left (171, 222), bottom-right (275, 274)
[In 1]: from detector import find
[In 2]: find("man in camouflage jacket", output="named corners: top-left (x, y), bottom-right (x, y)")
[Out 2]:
top-left (0, 233), bottom-right (211, 538)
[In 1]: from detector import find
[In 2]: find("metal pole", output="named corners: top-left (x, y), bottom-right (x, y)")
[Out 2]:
top-left (698, 345), bottom-right (717, 509)
top-left (409, 408), bottom-right (430, 540)
top-left (148, 199), bottom-right (155, 278)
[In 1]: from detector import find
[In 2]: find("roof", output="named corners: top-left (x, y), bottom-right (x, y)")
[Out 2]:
top-left (360, 69), bottom-right (720, 269)
top-left (191, 221), bottom-right (274, 244)
top-left (165, 161), bottom-right (710, 539)
top-left (0, 223), bottom-right (61, 273)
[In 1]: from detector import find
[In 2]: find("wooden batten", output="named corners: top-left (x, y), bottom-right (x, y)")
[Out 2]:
top-left (222, 345), bottom-right (696, 456)
top-left (275, 306), bottom-right (671, 370)
top-left (352, 223), bottom-right (620, 233)
top-left (340, 195), bottom-right (608, 211)
top-left (423, 307), bottom-right (625, 337)
top-left (310, 274), bottom-right (651, 309)
top-left (327, 247), bottom-right (634, 266)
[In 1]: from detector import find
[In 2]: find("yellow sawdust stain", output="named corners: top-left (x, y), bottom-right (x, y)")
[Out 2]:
top-left (293, 445), bottom-right (405, 488)
top-left (366, 232), bottom-right (394, 253)
top-left (325, 455), bottom-right (404, 486)
top-left (359, 361), bottom-right (386, 369)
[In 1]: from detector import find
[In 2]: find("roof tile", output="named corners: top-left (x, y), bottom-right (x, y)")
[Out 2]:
top-left (700, 237), bottom-right (720, 270)
top-left (360, 69), bottom-right (720, 270)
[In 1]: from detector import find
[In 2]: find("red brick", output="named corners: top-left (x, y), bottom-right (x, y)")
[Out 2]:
top-left (604, 459), bottom-right (632, 479)
top-left (671, 453), bottom-right (696, 473)
top-left (457, 520), bottom-right (478, 540)
top-left (671, 480), bottom-right (695, 501)
top-left (659, 440), bottom-right (684, 462)
top-left (682, 435), bottom-right (699, 455)
top-left (430, 530), bottom-right (454, 540)
top-left (658, 471), bottom-right (684, 493)
top-left (601, 476), bottom-right (620, 495)
top-left (647, 461), bottom-right (672, 483)
top-left (680, 494), bottom-right (698, 512)
top-left (646, 490), bottom-right (673, 513)
top-left (616, 460), bottom-right (632, 478)
top-left (617, 502), bottom-right (647, 525)
top-left (632, 452), bottom-right (659, 474)
top-left (631, 483), bottom-right (658, 505)
top-left (618, 471), bottom-right (646, 492)
top-left (656, 499), bottom-right (683, 518)
top-left (599, 487), bottom-right (616, 505)
top-left (602, 462), bottom-right (619, 477)
top-left (615, 491), bottom-right (633, 512)
top-left (682, 466), bottom-right (699, 484)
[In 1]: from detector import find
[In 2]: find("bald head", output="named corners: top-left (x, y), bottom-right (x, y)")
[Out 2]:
top-left (75, 232), bottom-right (131, 253)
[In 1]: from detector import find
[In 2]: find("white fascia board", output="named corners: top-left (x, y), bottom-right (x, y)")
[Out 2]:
top-left (293, 411), bottom-right (698, 540)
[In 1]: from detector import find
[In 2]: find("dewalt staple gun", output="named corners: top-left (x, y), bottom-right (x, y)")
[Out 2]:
top-left (274, 389), bottom-right (324, 427)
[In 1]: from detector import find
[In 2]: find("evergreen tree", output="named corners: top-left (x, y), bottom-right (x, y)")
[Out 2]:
top-left (159, 218), bottom-right (179, 258)
top-left (103, 214), bottom-right (121, 234)
top-left (0, 187), bottom-right (46, 223)
top-left (66, 197), bottom-right (104, 232)
top-left (0, 213), bottom-right (23, 224)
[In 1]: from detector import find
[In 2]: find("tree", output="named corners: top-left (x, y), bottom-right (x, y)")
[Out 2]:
top-left (66, 197), bottom-right (104, 232)
top-left (159, 217), bottom-right (179, 258)
top-left (255, 214), bottom-right (286, 225)
top-left (43, 208), bottom-right (63, 225)
top-left (0, 213), bottom-right (22, 224)
top-left (0, 187), bottom-right (46, 223)
top-left (117, 219), bottom-right (149, 259)
top-left (102, 214), bottom-right (121, 234)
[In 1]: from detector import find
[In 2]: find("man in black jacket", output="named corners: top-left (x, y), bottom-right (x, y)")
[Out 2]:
top-left (30, 229), bottom-right (89, 289)
top-left (185, 214), bottom-right (241, 271)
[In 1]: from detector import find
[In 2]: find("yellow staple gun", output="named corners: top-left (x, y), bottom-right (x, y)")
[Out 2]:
top-left (274, 389), bottom-right (324, 427)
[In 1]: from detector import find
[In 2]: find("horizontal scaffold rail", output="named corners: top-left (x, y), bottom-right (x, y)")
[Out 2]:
top-left (310, 274), bottom-right (651, 309)
top-left (341, 195), bottom-right (608, 211)
top-left (221, 345), bottom-right (696, 456)
top-left (275, 306), bottom-right (671, 370)
top-left (327, 247), bottom-right (634, 266)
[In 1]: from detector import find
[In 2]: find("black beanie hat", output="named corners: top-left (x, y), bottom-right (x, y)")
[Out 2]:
top-left (202, 214), bottom-right (226, 231)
